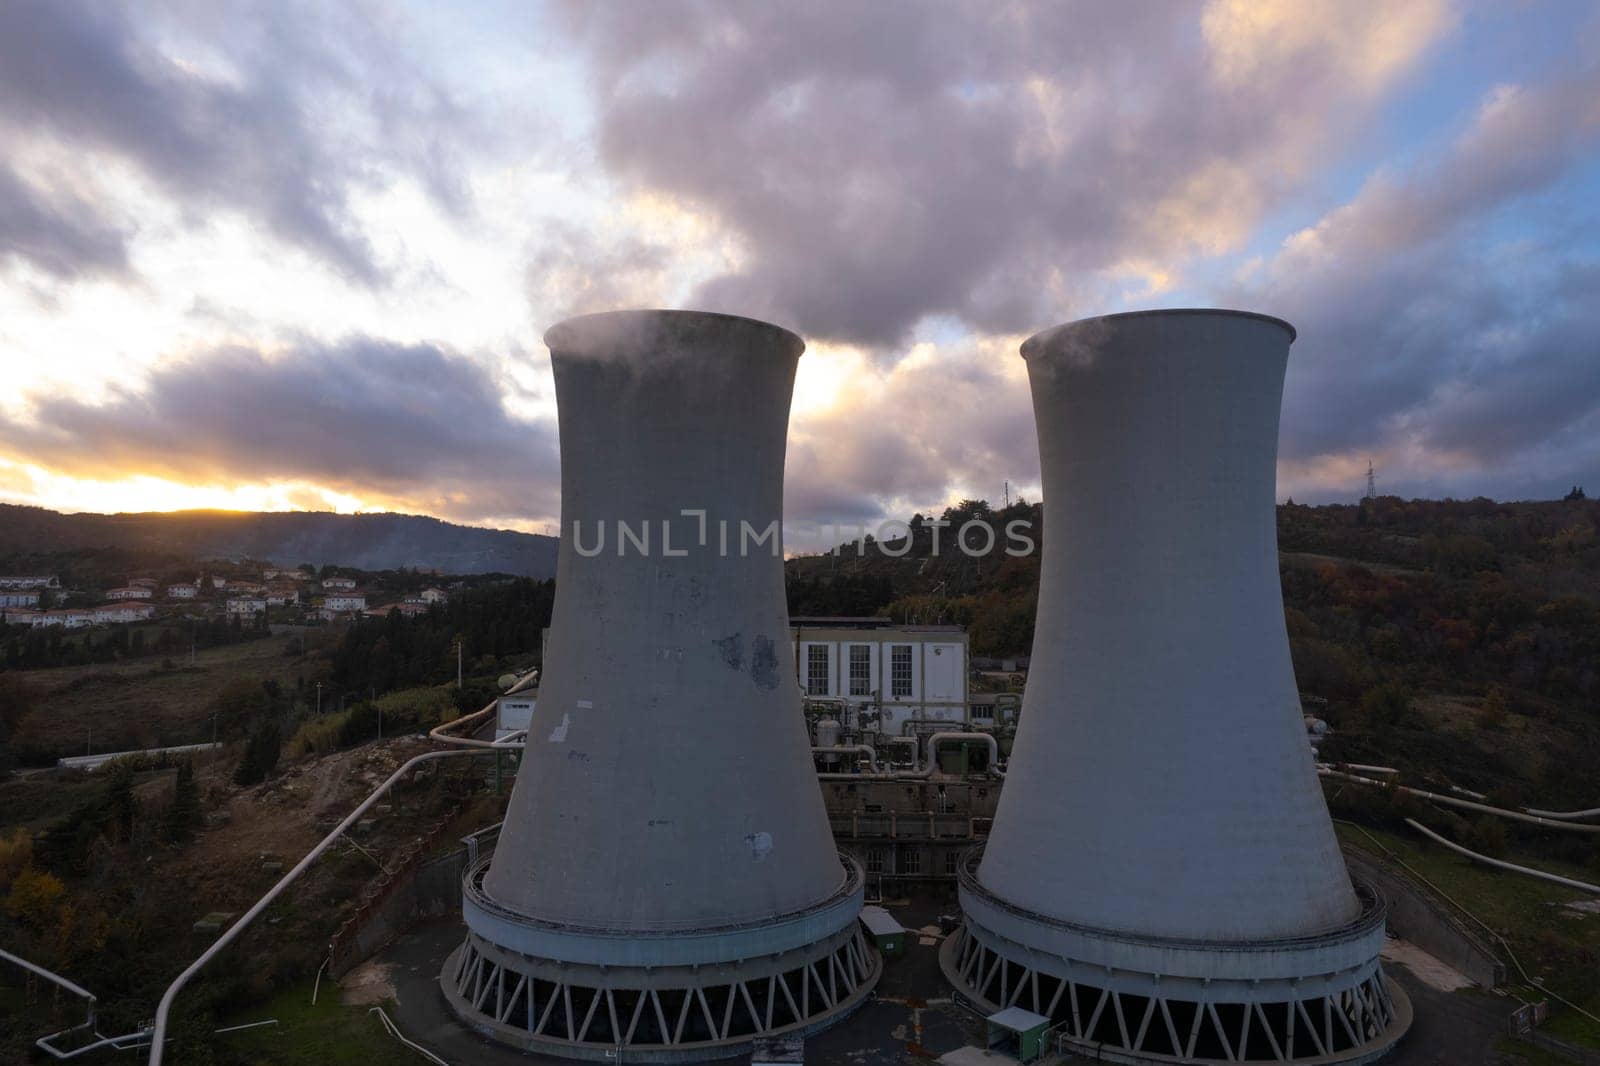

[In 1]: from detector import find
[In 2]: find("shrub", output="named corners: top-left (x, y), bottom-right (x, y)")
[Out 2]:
top-left (1466, 817), bottom-right (1509, 859)
top-left (4, 866), bottom-right (65, 928)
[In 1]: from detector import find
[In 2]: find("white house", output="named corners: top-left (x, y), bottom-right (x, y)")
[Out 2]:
top-left (26, 608), bottom-right (94, 628)
top-left (209, 576), bottom-right (227, 590)
top-left (226, 597), bottom-right (267, 616)
top-left (0, 575), bottom-right (59, 590)
top-left (419, 586), bottom-right (448, 604)
top-left (128, 577), bottom-right (159, 589)
top-left (105, 586), bottom-right (154, 601)
top-left (265, 585), bottom-right (299, 606)
top-left (322, 576), bottom-right (357, 590)
top-left (0, 589), bottom-right (40, 609)
top-left (323, 591), bottom-right (367, 613)
top-left (167, 583), bottom-right (198, 600)
top-left (790, 618), bottom-right (969, 736)
top-left (93, 602), bottom-right (156, 623)
top-left (364, 601), bottom-right (427, 619)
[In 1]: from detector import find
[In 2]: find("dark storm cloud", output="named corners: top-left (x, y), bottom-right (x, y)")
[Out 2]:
top-left (0, 340), bottom-right (558, 522)
top-left (0, 164), bottom-right (129, 279)
top-left (0, 0), bottom-right (475, 282)
top-left (554, 1), bottom-right (1439, 348)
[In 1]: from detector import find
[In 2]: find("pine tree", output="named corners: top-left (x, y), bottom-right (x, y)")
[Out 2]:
top-left (233, 721), bottom-right (282, 786)
top-left (166, 760), bottom-right (202, 843)
top-left (105, 764), bottom-right (136, 844)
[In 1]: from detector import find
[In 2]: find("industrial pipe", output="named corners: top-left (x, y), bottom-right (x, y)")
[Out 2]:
top-left (148, 748), bottom-right (496, 1065)
top-left (817, 732), bottom-right (998, 781)
top-left (1320, 768), bottom-right (1600, 835)
top-left (1405, 819), bottom-right (1600, 894)
top-left (811, 744), bottom-right (878, 771)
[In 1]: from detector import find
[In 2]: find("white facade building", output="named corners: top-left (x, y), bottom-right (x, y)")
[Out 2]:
top-left (105, 586), bottom-right (154, 600)
top-left (226, 597), bottom-right (266, 616)
top-left (322, 576), bottom-right (357, 590)
top-left (0, 590), bottom-right (40, 608)
top-left (791, 618), bottom-right (969, 735)
top-left (166, 583), bottom-right (198, 599)
top-left (323, 591), bottom-right (367, 613)
top-left (419, 586), bottom-right (448, 604)
top-left (0, 575), bottom-right (59, 590)
top-left (93, 603), bottom-right (156, 623)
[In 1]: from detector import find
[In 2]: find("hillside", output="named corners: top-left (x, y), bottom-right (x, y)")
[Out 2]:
top-left (0, 504), bottom-right (557, 577)
top-left (785, 494), bottom-right (1600, 801)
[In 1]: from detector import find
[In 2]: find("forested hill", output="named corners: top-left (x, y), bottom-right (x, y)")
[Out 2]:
top-left (783, 493), bottom-right (1600, 698)
top-left (786, 493), bottom-right (1600, 799)
top-left (0, 504), bottom-right (558, 577)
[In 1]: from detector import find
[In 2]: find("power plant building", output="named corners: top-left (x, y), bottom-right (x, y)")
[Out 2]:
top-left (791, 617), bottom-right (968, 734)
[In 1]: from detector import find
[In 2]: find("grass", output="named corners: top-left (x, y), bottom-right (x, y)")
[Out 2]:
top-left (1493, 1034), bottom-right (1587, 1066)
top-left (1338, 821), bottom-right (1600, 1047)
top-left (214, 979), bottom-right (406, 1065)
top-left (10, 630), bottom-right (333, 759)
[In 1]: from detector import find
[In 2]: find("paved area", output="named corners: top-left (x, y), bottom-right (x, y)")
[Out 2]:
top-left (370, 910), bottom-right (1529, 1065)
top-left (1383, 939), bottom-right (1474, 994)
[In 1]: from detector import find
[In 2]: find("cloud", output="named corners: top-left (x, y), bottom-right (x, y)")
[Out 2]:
top-left (0, 339), bottom-right (559, 523)
top-left (0, 0), bottom-right (478, 283)
top-left (553, 0), bottom-right (1453, 348)
top-left (0, 164), bottom-right (130, 279)
top-left (1232, 59), bottom-right (1600, 500)
top-left (785, 340), bottom-right (1037, 533)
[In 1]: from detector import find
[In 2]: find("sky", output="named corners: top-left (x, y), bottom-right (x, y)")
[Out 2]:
top-left (2, 0), bottom-right (1598, 542)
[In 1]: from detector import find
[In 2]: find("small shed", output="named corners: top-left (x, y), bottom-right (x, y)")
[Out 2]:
top-left (859, 905), bottom-right (907, 958)
top-left (985, 1006), bottom-right (1050, 1063)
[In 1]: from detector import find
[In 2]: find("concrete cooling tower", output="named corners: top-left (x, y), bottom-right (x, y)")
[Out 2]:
top-left (444, 311), bottom-right (878, 1059)
top-left (941, 310), bottom-right (1410, 1063)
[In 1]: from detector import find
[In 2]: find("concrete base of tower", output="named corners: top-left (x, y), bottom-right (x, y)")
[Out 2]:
top-left (442, 854), bottom-right (881, 1062)
top-left (942, 854), bottom-right (1411, 1064)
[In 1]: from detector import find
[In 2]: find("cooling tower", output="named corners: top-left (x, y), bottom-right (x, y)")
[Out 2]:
top-left (442, 311), bottom-right (877, 1060)
top-left (941, 310), bottom-right (1409, 1063)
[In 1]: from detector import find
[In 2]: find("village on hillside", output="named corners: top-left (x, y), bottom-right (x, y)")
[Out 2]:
top-left (0, 568), bottom-right (450, 631)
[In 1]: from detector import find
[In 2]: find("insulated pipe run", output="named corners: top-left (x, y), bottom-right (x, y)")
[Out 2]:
top-left (148, 748), bottom-right (497, 1065)
top-left (1405, 819), bottom-right (1600, 894)
top-left (1320, 768), bottom-right (1600, 835)
top-left (811, 745), bottom-right (879, 772)
top-left (817, 733), bottom-right (998, 781)
top-left (1321, 762), bottom-right (1600, 821)
top-left (428, 699), bottom-right (528, 750)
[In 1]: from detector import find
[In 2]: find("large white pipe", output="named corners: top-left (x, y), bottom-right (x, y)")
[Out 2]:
top-left (811, 744), bottom-right (879, 771)
top-left (149, 748), bottom-right (492, 1064)
top-left (1320, 768), bottom-right (1600, 835)
top-left (1405, 819), bottom-right (1600, 894)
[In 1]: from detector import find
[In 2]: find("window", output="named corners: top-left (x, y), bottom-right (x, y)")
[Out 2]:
top-left (806, 644), bottom-right (831, 696)
top-left (944, 850), bottom-right (959, 876)
top-left (898, 849), bottom-right (921, 875)
top-left (848, 644), bottom-right (873, 696)
top-left (890, 645), bottom-right (913, 698)
top-left (866, 848), bottom-right (885, 874)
